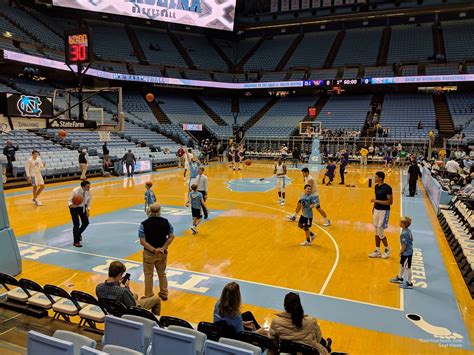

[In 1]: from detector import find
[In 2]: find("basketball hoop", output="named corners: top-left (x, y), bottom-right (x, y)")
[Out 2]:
top-left (98, 131), bottom-right (111, 142)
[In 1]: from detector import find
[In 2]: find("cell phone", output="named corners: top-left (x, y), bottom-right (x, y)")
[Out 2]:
top-left (121, 273), bottom-right (130, 285)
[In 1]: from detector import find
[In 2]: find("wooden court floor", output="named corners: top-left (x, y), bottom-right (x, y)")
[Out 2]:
top-left (2, 162), bottom-right (473, 354)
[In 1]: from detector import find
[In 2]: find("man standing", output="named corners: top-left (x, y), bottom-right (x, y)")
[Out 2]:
top-left (192, 167), bottom-right (209, 219)
top-left (177, 146), bottom-right (185, 168)
top-left (360, 146), bottom-right (368, 166)
top-left (69, 180), bottom-right (92, 248)
top-left (25, 150), bottom-right (46, 206)
top-left (96, 261), bottom-right (161, 315)
top-left (139, 203), bottom-right (175, 301)
top-left (102, 142), bottom-right (110, 161)
top-left (3, 141), bottom-right (18, 175)
top-left (407, 161), bottom-right (422, 197)
top-left (79, 149), bottom-right (88, 180)
top-left (445, 158), bottom-right (461, 179)
top-left (369, 171), bottom-right (392, 259)
top-left (122, 149), bottom-right (136, 177)
top-left (291, 147), bottom-right (300, 168)
top-left (274, 158), bottom-right (287, 206)
top-left (339, 149), bottom-right (349, 185)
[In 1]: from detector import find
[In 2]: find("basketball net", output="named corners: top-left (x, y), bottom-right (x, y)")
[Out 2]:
top-left (98, 131), bottom-right (111, 142)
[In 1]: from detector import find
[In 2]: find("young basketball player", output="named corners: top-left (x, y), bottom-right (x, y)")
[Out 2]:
top-left (188, 157), bottom-right (200, 190)
top-left (186, 183), bottom-right (207, 234)
top-left (289, 168), bottom-right (330, 226)
top-left (274, 158), bottom-right (287, 205)
top-left (293, 184), bottom-right (317, 246)
top-left (144, 181), bottom-right (157, 212)
top-left (390, 216), bottom-right (414, 289)
top-left (322, 159), bottom-right (336, 186)
top-left (25, 150), bottom-right (46, 206)
top-left (184, 149), bottom-right (194, 179)
top-left (369, 171), bottom-right (392, 258)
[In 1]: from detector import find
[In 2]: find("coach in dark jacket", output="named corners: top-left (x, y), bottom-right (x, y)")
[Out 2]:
top-left (3, 141), bottom-right (18, 174)
top-left (121, 150), bottom-right (136, 177)
top-left (407, 161), bottom-right (422, 197)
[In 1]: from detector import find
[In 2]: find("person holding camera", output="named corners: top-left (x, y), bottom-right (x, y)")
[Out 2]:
top-left (96, 260), bottom-right (161, 315)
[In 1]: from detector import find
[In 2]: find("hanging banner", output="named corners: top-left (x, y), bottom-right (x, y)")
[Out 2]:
top-left (302, 0), bottom-right (310, 9)
top-left (291, 0), bottom-right (300, 10)
top-left (0, 116), bottom-right (11, 134)
top-left (334, 0), bottom-right (343, 5)
top-left (323, 0), bottom-right (332, 7)
top-left (281, 0), bottom-right (290, 11)
top-left (52, 0), bottom-right (237, 31)
top-left (346, 0), bottom-right (355, 3)
top-left (312, 0), bottom-right (321, 8)
top-left (270, 0), bottom-right (279, 12)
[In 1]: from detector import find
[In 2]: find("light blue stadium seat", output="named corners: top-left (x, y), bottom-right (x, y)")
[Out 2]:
top-left (151, 327), bottom-right (196, 355)
top-left (205, 340), bottom-right (254, 355)
top-left (27, 330), bottom-right (74, 355)
top-left (53, 330), bottom-right (96, 355)
top-left (103, 315), bottom-right (145, 353)
top-left (80, 346), bottom-right (108, 355)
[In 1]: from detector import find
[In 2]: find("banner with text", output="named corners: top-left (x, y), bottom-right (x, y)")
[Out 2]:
top-left (52, 0), bottom-right (237, 31)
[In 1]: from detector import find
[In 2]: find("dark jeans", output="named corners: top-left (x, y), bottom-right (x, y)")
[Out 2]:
top-left (70, 207), bottom-right (89, 244)
top-left (125, 163), bottom-right (135, 176)
top-left (408, 179), bottom-right (417, 196)
top-left (340, 166), bottom-right (346, 184)
top-left (198, 190), bottom-right (208, 218)
top-left (6, 157), bottom-right (14, 174)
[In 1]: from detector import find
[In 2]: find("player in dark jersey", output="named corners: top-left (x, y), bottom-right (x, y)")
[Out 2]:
top-left (369, 171), bottom-right (393, 258)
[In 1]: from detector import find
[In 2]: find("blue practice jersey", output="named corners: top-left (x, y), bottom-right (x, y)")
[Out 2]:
top-left (189, 162), bottom-right (199, 179)
top-left (299, 194), bottom-right (318, 218)
top-left (145, 189), bottom-right (156, 205)
top-left (400, 228), bottom-right (414, 256)
top-left (189, 191), bottom-right (203, 209)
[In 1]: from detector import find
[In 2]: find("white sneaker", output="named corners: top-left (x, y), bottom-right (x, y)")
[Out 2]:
top-left (277, 199), bottom-right (282, 204)
top-left (35, 200), bottom-right (43, 206)
top-left (382, 251), bottom-right (390, 259)
top-left (309, 232), bottom-right (316, 242)
top-left (323, 220), bottom-right (331, 227)
top-left (299, 241), bottom-right (312, 246)
top-left (287, 215), bottom-right (296, 221)
top-left (279, 200), bottom-right (285, 206)
top-left (32, 199), bottom-right (37, 205)
top-left (369, 250), bottom-right (382, 258)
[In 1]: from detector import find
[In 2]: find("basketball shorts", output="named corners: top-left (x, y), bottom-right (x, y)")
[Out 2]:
top-left (31, 175), bottom-right (44, 186)
top-left (276, 176), bottom-right (286, 192)
top-left (400, 254), bottom-right (412, 268)
top-left (192, 208), bottom-right (202, 219)
top-left (373, 209), bottom-right (390, 237)
top-left (298, 216), bottom-right (313, 231)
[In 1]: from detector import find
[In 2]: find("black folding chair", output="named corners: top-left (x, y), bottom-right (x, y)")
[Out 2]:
top-left (0, 273), bottom-right (34, 303)
top-left (279, 340), bottom-right (320, 354)
top-left (123, 306), bottom-right (161, 326)
top-left (238, 331), bottom-right (279, 352)
top-left (71, 290), bottom-right (106, 329)
top-left (43, 284), bottom-right (81, 322)
top-left (160, 315), bottom-right (193, 329)
top-left (19, 278), bottom-right (54, 309)
top-left (197, 321), bottom-right (236, 342)
top-left (98, 298), bottom-right (128, 317)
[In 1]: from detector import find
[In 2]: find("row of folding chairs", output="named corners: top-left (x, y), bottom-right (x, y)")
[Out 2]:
top-left (438, 196), bottom-right (474, 297)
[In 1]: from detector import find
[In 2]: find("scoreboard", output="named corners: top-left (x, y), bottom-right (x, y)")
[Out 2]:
top-left (65, 30), bottom-right (92, 65)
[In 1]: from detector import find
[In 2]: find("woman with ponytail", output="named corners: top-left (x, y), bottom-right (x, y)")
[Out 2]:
top-left (269, 292), bottom-right (329, 355)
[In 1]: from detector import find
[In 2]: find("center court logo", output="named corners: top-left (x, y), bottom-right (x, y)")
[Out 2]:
top-left (17, 95), bottom-right (42, 117)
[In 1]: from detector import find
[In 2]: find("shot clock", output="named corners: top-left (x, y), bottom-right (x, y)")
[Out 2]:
top-left (65, 30), bottom-right (92, 65)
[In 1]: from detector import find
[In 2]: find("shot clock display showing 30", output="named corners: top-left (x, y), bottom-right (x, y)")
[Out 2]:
top-left (64, 30), bottom-right (92, 65)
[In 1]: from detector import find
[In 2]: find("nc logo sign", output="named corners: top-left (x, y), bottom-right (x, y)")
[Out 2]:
top-left (17, 95), bottom-right (42, 117)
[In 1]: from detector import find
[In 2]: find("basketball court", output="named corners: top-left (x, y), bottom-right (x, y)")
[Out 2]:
top-left (3, 161), bottom-right (473, 354)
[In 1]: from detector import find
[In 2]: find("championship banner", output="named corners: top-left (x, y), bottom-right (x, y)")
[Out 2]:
top-left (346, 0), bottom-right (355, 4)
top-left (281, 0), bottom-right (290, 11)
top-left (323, 0), bottom-right (332, 7)
top-left (11, 117), bottom-right (46, 130)
top-left (291, 0), bottom-right (300, 10)
top-left (302, 0), bottom-right (310, 9)
top-left (52, 0), bottom-right (237, 31)
top-left (312, 0), bottom-right (321, 8)
top-left (270, 0), bottom-right (279, 12)
top-left (0, 116), bottom-right (11, 134)
top-left (334, 0), bottom-right (343, 5)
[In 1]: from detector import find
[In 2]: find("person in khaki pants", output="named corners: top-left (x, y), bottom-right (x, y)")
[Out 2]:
top-left (139, 203), bottom-right (175, 301)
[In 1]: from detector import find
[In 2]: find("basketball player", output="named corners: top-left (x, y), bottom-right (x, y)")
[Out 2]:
top-left (186, 184), bottom-right (207, 234)
top-left (69, 180), bottom-right (92, 248)
top-left (273, 158), bottom-right (287, 205)
top-left (25, 150), bottom-right (46, 206)
top-left (188, 157), bottom-right (200, 190)
top-left (294, 184), bottom-right (317, 246)
top-left (289, 168), bottom-right (330, 226)
top-left (144, 182), bottom-right (157, 213)
top-left (369, 171), bottom-right (392, 258)
top-left (183, 149), bottom-right (194, 179)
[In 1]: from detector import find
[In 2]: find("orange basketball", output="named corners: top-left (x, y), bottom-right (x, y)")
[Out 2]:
top-left (145, 181), bottom-right (153, 187)
top-left (145, 93), bottom-right (155, 102)
top-left (58, 129), bottom-right (67, 139)
top-left (72, 194), bottom-right (83, 205)
top-left (245, 159), bottom-right (251, 166)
